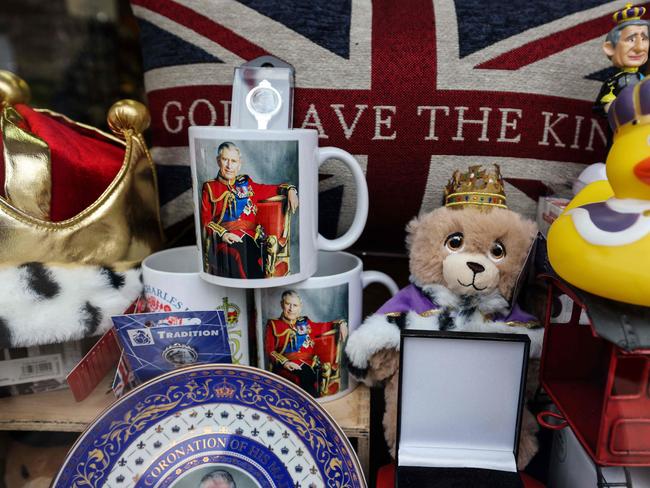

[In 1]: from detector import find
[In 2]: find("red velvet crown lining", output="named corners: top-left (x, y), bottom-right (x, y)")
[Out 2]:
top-left (0, 104), bottom-right (124, 222)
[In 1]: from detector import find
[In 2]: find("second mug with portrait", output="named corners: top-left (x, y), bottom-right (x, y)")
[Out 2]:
top-left (256, 251), bottom-right (398, 401)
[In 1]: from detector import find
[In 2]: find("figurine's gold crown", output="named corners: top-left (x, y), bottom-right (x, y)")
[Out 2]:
top-left (444, 164), bottom-right (507, 209)
top-left (214, 378), bottom-right (236, 399)
top-left (613, 3), bottom-right (646, 24)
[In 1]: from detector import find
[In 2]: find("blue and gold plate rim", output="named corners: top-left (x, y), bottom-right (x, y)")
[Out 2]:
top-left (52, 363), bottom-right (367, 488)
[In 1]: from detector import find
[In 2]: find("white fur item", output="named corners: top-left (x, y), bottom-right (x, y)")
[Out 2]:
top-left (346, 283), bottom-right (543, 372)
top-left (345, 313), bottom-right (401, 371)
top-left (404, 310), bottom-right (544, 359)
top-left (421, 284), bottom-right (510, 315)
top-left (1, 264), bottom-right (142, 347)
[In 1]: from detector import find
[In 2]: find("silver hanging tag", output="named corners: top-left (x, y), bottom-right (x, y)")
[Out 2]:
top-left (230, 55), bottom-right (294, 130)
top-left (245, 79), bottom-right (282, 130)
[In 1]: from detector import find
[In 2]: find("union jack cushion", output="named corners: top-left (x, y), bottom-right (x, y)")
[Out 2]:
top-left (130, 0), bottom-right (616, 253)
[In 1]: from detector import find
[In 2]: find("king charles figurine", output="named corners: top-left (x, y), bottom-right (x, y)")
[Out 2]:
top-left (595, 3), bottom-right (649, 115)
top-left (200, 142), bottom-right (298, 279)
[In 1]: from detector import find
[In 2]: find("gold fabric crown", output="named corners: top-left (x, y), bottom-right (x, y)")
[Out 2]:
top-left (613, 3), bottom-right (646, 24)
top-left (0, 71), bottom-right (164, 270)
top-left (444, 164), bottom-right (507, 209)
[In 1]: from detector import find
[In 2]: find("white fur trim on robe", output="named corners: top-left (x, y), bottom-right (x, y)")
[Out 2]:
top-left (345, 313), bottom-right (400, 370)
top-left (404, 310), bottom-right (544, 359)
top-left (0, 264), bottom-right (142, 348)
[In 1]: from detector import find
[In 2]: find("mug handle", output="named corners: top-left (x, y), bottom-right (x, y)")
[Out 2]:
top-left (316, 147), bottom-right (369, 251)
top-left (361, 270), bottom-right (399, 296)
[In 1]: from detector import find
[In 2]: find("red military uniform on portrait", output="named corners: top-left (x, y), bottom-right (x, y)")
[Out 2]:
top-left (265, 316), bottom-right (337, 396)
top-left (201, 175), bottom-right (292, 278)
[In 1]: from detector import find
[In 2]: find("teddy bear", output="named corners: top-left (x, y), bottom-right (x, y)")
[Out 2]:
top-left (345, 164), bottom-right (544, 469)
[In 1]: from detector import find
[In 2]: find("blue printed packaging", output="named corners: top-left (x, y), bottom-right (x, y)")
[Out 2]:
top-left (112, 311), bottom-right (232, 384)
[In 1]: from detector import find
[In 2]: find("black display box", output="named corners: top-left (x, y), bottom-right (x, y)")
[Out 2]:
top-left (396, 330), bottom-right (530, 487)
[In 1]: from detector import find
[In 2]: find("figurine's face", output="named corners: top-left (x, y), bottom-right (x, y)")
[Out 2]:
top-left (604, 24), bottom-right (649, 68)
top-left (281, 294), bottom-right (302, 321)
top-left (217, 147), bottom-right (242, 181)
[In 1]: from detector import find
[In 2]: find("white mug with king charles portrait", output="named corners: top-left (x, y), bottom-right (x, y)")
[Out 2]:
top-left (255, 251), bottom-right (398, 402)
top-left (141, 246), bottom-right (250, 365)
top-left (189, 127), bottom-right (369, 289)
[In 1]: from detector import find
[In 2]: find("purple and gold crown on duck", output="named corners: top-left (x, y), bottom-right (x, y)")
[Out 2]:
top-left (613, 3), bottom-right (646, 24)
top-left (444, 164), bottom-right (507, 209)
top-left (608, 77), bottom-right (650, 134)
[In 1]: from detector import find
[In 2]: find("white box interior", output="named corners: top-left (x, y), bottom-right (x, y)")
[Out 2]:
top-left (398, 335), bottom-right (526, 473)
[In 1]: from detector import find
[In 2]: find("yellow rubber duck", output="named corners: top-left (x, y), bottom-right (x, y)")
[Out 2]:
top-left (547, 78), bottom-right (650, 306)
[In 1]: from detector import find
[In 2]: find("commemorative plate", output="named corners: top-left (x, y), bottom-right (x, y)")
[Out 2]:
top-left (52, 364), bottom-right (366, 488)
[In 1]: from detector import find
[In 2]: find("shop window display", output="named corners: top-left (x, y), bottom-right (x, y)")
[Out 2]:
top-left (3, 1), bottom-right (650, 487)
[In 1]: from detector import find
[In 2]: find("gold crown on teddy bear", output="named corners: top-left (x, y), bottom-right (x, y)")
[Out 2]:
top-left (444, 163), bottom-right (507, 210)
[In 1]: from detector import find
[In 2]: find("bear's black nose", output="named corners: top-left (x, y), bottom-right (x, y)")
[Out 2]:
top-left (466, 261), bottom-right (485, 274)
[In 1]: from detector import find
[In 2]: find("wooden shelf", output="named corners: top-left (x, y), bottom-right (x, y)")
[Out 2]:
top-left (0, 376), bottom-right (115, 432)
top-left (0, 376), bottom-right (371, 476)
top-left (0, 376), bottom-right (367, 431)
